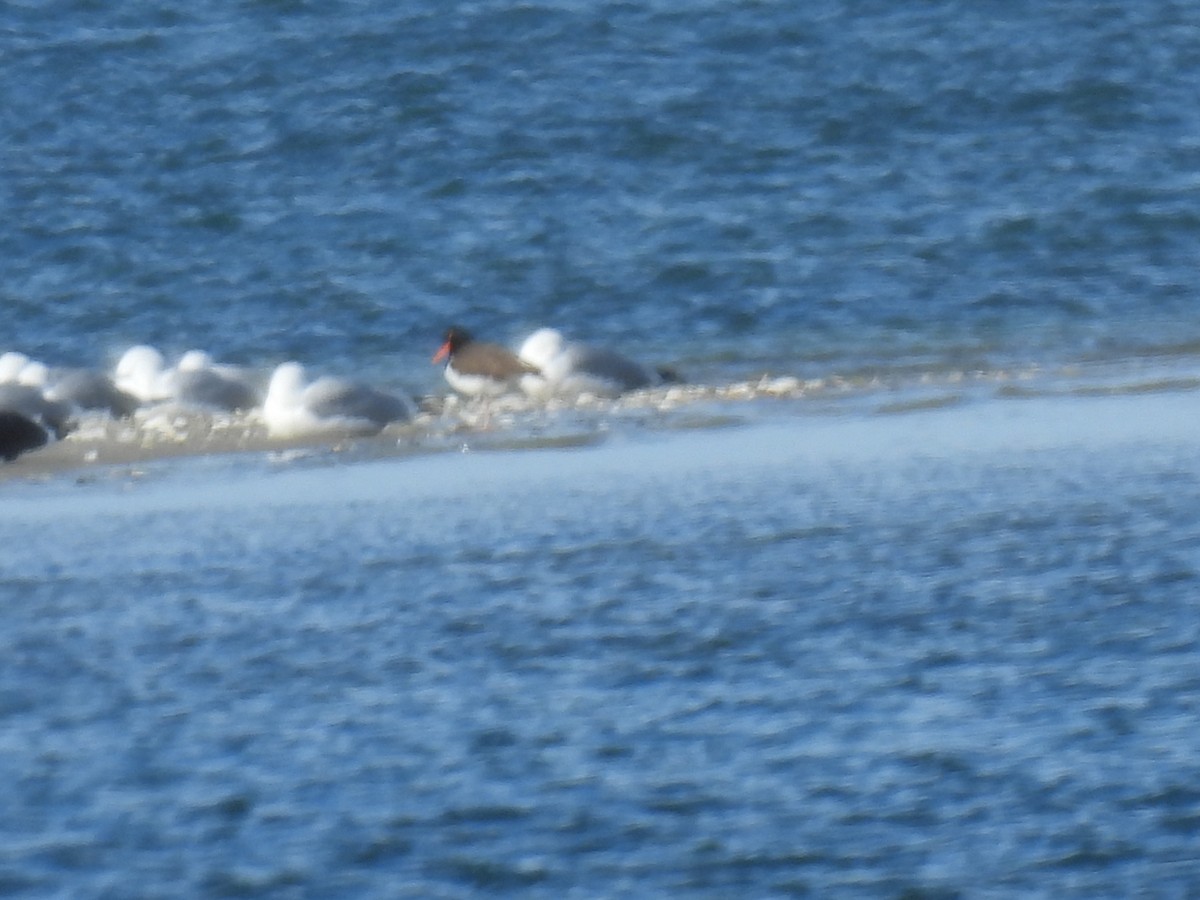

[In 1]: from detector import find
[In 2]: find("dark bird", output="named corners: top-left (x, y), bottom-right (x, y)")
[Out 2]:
top-left (45, 368), bottom-right (140, 418)
top-left (432, 326), bottom-right (539, 397)
top-left (0, 411), bottom-right (50, 462)
top-left (0, 383), bottom-right (73, 439)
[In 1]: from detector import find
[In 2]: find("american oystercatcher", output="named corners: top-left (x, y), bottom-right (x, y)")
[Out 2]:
top-left (432, 326), bottom-right (540, 398)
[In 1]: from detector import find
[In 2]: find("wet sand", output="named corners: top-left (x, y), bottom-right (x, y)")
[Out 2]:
top-left (0, 370), bottom-right (848, 485)
top-left (5, 382), bottom-right (1200, 520)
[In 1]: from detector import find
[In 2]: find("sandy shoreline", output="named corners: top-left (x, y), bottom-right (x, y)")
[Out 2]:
top-left (5, 382), bottom-right (1200, 519)
top-left (7, 355), bottom-right (1200, 488)
top-left (0, 372), bottom-right (839, 486)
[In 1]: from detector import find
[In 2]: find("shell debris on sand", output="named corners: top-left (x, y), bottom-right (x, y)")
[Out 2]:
top-left (2, 363), bottom-right (1086, 481)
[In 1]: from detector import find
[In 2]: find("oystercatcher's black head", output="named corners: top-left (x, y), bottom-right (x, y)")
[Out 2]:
top-left (432, 326), bottom-right (473, 364)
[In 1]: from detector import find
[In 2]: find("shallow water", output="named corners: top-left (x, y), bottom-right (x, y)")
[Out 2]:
top-left (5, 0), bottom-right (1200, 387)
top-left (4, 394), bottom-right (1200, 897)
top-left (5, 1), bottom-right (1200, 895)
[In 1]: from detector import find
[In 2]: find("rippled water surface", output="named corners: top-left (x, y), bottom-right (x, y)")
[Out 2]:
top-left (5, 0), bottom-right (1200, 895)
top-left (5, 397), bottom-right (1200, 897)
top-left (4, 0), bottom-right (1200, 387)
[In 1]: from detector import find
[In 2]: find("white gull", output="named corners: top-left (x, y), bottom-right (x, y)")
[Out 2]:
top-left (518, 328), bottom-right (667, 399)
top-left (114, 345), bottom-right (259, 411)
top-left (15, 358), bottom-right (138, 418)
top-left (262, 362), bottom-right (414, 438)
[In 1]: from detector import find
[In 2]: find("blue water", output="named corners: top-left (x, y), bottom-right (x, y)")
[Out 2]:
top-left (5, 1), bottom-right (1200, 896)
top-left (4, 0), bottom-right (1200, 388)
top-left (4, 398), bottom-right (1200, 897)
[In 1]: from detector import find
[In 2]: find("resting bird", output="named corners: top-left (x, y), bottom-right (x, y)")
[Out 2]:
top-left (0, 382), bottom-right (73, 440)
top-left (115, 345), bottom-right (260, 412)
top-left (262, 362), bottom-right (414, 438)
top-left (0, 351), bottom-right (32, 383)
top-left (16, 360), bottom-right (138, 418)
top-left (173, 350), bottom-right (260, 412)
top-left (518, 327), bottom-right (674, 398)
top-left (432, 326), bottom-right (540, 398)
top-left (0, 410), bottom-right (51, 462)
